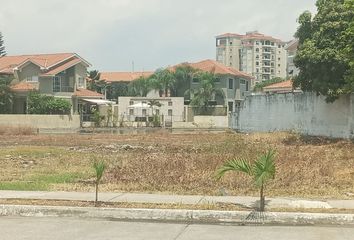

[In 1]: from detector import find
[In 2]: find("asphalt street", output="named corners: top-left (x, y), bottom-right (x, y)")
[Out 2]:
top-left (1, 216), bottom-right (353, 240)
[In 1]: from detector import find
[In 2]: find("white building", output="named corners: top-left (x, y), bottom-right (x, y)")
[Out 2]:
top-left (118, 97), bottom-right (185, 127)
top-left (216, 31), bottom-right (288, 85)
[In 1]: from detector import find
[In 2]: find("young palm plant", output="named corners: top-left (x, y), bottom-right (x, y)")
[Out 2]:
top-left (216, 150), bottom-right (276, 212)
top-left (93, 160), bottom-right (106, 206)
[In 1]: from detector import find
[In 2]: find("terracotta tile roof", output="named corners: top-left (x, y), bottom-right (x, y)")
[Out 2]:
top-left (10, 82), bottom-right (38, 92)
top-left (285, 39), bottom-right (299, 51)
top-left (216, 33), bottom-right (243, 38)
top-left (100, 72), bottom-right (154, 82)
top-left (0, 53), bottom-right (90, 75)
top-left (41, 58), bottom-right (82, 76)
top-left (74, 88), bottom-right (104, 98)
top-left (188, 59), bottom-right (253, 79)
top-left (215, 31), bottom-right (285, 43)
top-left (263, 80), bottom-right (293, 89)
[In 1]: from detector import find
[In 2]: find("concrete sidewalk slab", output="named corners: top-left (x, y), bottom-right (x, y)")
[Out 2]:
top-left (111, 193), bottom-right (204, 205)
top-left (1, 204), bottom-right (354, 226)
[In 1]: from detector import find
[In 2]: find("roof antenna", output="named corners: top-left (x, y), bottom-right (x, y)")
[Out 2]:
top-left (132, 61), bottom-right (135, 73)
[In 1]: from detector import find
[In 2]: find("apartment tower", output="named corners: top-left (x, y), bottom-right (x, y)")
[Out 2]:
top-left (216, 31), bottom-right (287, 85)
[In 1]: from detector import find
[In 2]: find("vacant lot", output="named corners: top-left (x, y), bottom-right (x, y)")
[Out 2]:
top-left (0, 131), bottom-right (353, 199)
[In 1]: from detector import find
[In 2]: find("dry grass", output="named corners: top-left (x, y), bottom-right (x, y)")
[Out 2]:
top-left (0, 125), bottom-right (35, 135)
top-left (0, 131), bottom-right (353, 199)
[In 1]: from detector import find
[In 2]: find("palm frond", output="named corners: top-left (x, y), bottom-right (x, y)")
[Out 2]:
top-left (216, 158), bottom-right (252, 180)
top-left (253, 150), bottom-right (276, 187)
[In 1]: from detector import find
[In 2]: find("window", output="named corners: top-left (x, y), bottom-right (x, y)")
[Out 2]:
top-left (192, 78), bottom-right (199, 83)
top-left (215, 78), bottom-right (220, 83)
top-left (256, 41), bottom-right (259, 45)
top-left (228, 78), bottom-right (233, 89)
top-left (26, 76), bottom-right (38, 82)
top-left (129, 101), bottom-right (134, 105)
top-left (142, 109), bottom-right (147, 116)
top-left (155, 109), bottom-right (160, 115)
top-left (240, 79), bottom-right (246, 84)
top-left (129, 109), bottom-right (134, 115)
top-left (77, 77), bottom-right (85, 88)
top-left (256, 68), bottom-right (259, 73)
top-left (53, 76), bottom-right (61, 92)
top-left (256, 55), bottom-right (259, 59)
top-left (256, 61), bottom-right (259, 66)
top-left (278, 44), bottom-right (281, 48)
top-left (246, 81), bottom-right (249, 91)
top-left (278, 64), bottom-right (281, 67)
top-left (256, 48), bottom-right (259, 53)
top-left (278, 58), bottom-right (281, 61)
top-left (168, 101), bottom-right (172, 106)
top-left (168, 109), bottom-right (172, 116)
top-left (229, 41), bottom-right (233, 45)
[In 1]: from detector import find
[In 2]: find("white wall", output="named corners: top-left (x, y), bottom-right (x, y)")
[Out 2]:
top-left (0, 115), bottom-right (80, 129)
top-left (232, 93), bottom-right (354, 139)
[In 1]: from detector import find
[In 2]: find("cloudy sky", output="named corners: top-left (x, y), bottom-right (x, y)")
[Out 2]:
top-left (0, 0), bottom-right (316, 71)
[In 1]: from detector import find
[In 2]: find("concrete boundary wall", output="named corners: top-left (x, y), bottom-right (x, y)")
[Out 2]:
top-left (233, 93), bottom-right (354, 139)
top-left (0, 114), bottom-right (80, 130)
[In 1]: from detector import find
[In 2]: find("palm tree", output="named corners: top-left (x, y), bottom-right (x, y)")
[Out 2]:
top-left (149, 68), bottom-right (174, 97)
top-left (93, 160), bottom-right (106, 206)
top-left (171, 64), bottom-right (197, 97)
top-left (216, 150), bottom-right (276, 212)
top-left (147, 99), bottom-right (162, 127)
top-left (128, 76), bottom-right (151, 97)
top-left (187, 71), bottom-right (224, 114)
top-left (87, 70), bottom-right (106, 95)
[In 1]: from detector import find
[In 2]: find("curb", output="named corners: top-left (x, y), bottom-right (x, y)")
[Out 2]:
top-left (1, 205), bottom-right (354, 225)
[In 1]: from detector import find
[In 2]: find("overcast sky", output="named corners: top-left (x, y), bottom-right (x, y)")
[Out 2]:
top-left (0, 0), bottom-right (317, 71)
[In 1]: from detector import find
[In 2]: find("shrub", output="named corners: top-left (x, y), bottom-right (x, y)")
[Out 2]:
top-left (27, 92), bottom-right (71, 114)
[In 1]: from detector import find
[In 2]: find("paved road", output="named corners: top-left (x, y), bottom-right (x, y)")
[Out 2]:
top-left (1, 217), bottom-right (353, 240)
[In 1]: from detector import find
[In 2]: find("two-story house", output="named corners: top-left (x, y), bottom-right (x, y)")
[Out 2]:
top-left (186, 59), bottom-right (253, 112)
top-left (0, 53), bottom-right (103, 114)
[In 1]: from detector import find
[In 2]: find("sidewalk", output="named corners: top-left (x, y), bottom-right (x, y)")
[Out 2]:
top-left (1, 190), bottom-right (354, 210)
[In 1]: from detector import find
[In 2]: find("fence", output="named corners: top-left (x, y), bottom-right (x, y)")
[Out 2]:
top-left (231, 92), bottom-right (354, 139)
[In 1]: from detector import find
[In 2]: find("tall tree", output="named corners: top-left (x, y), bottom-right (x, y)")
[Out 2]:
top-left (87, 70), bottom-right (106, 94)
top-left (149, 69), bottom-right (174, 97)
top-left (128, 76), bottom-right (151, 97)
top-left (171, 64), bottom-right (197, 97)
top-left (187, 71), bottom-right (224, 113)
top-left (0, 32), bottom-right (6, 57)
top-left (294, 0), bottom-right (354, 102)
top-left (0, 75), bottom-right (13, 113)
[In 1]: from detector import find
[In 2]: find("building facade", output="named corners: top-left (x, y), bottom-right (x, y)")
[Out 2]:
top-left (285, 39), bottom-right (300, 78)
top-left (216, 31), bottom-right (287, 85)
top-left (0, 53), bottom-right (103, 114)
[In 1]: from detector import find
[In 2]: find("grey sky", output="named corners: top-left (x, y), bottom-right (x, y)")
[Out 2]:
top-left (0, 0), bottom-right (317, 71)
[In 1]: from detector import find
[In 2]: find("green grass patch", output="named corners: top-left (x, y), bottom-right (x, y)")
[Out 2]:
top-left (32, 172), bottom-right (85, 184)
top-left (0, 181), bottom-right (49, 191)
top-left (0, 172), bottom-right (87, 191)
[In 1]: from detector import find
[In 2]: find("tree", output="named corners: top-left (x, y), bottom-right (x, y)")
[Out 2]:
top-left (106, 82), bottom-right (129, 100)
top-left (149, 69), bottom-right (174, 97)
top-left (128, 76), bottom-right (151, 97)
top-left (171, 64), bottom-right (197, 97)
top-left (0, 32), bottom-right (6, 57)
top-left (294, 0), bottom-right (354, 102)
top-left (147, 99), bottom-right (162, 127)
top-left (0, 75), bottom-right (13, 113)
top-left (187, 71), bottom-right (224, 113)
top-left (216, 150), bottom-right (276, 212)
top-left (92, 160), bottom-right (106, 206)
top-left (27, 92), bottom-right (71, 114)
top-left (87, 70), bottom-right (106, 94)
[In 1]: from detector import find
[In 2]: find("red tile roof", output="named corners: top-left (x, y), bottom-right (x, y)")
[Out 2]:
top-left (215, 31), bottom-right (285, 43)
top-left (41, 58), bottom-right (82, 76)
top-left (263, 80), bottom-right (293, 89)
top-left (74, 88), bottom-right (104, 98)
top-left (0, 53), bottom-right (90, 75)
top-left (10, 82), bottom-right (38, 92)
top-left (188, 59), bottom-right (253, 79)
top-left (100, 72), bottom-right (154, 83)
